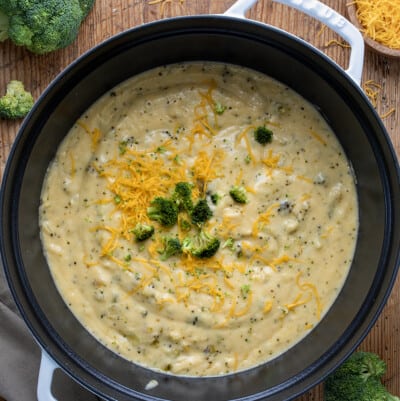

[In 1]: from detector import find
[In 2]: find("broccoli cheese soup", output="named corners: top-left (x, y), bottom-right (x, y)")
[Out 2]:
top-left (39, 62), bottom-right (358, 376)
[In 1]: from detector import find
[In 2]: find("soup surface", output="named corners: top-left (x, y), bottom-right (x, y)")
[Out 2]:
top-left (40, 62), bottom-right (358, 376)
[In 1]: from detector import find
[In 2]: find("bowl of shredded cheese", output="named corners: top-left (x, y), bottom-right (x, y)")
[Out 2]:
top-left (347, 0), bottom-right (400, 58)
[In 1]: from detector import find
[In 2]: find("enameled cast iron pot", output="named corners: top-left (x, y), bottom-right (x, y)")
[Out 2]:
top-left (1, 0), bottom-right (399, 400)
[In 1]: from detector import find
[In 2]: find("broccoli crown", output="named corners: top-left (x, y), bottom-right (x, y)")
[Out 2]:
top-left (182, 230), bottom-right (220, 258)
top-left (132, 223), bottom-right (154, 242)
top-left (229, 186), bottom-right (248, 204)
top-left (171, 182), bottom-right (193, 212)
top-left (324, 352), bottom-right (400, 401)
top-left (254, 126), bottom-right (273, 145)
top-left (0, 0), bottom-right (95, 54)
top-left (158, 236), bottom-right (182, 261)
top-left (147, 197), bottom-right (178, 227)
top-left (0, 80), bottom-right (34, 119)
top-left (191, 199), bottom-right (213, 224)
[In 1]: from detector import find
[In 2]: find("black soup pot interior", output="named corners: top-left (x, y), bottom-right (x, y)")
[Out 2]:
top-left (1, 16), bottom-right (399, 401)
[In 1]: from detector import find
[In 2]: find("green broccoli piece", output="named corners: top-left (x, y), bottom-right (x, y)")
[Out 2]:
top-left (210, 192), bottom-right (222, 205)
top-left (0, 0), bottom-right (95, 54)
top-left (214, 102), bottom-right (226, 115)
top-left (182, 229), bottom-right (220, 258)
top-left (229, 186), bottom-right (248, 204)
top-left (191, 199), bottom-right (213, 224)
top-left (0, 80), bottom-right (34, 119)
top-left (147, 197), bottom-right (178, 227)
top-left (222, 237), bottom-right (235, 251)
top-left (132, 223), bottom-right (154, 242)
top-left (158, 236), bottom-right (182, 261)
top-left (324, 351), bottom-right (400, 401)
top-left (254, 126), bottom-right (273, 145)
top-left (171, 182), bottom-right (193, 212)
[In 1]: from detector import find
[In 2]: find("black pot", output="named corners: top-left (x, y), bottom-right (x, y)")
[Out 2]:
top-left (1, 4), bottom-right (399, 401)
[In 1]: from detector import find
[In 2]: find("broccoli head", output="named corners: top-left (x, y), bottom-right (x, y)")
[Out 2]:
top-left (182, 229), bottom-right (220, 258)
top-left (0, 0), bottom-right (95, 54)
top-left (191, 199), bottom-right (213, 224)
top-left (147, 197), bottom-right (178, 227)
top-left (254, 126), bottom-right (273, 145)
top-left (132, 223), bottom-right (154, 242)
top-left (158, 236), bottom-right (182, 261)
top-left (324, 351), bottom-right (400, 401)
top-left (171, 182), bottom-right (193, 212)
top-left (0, 80), bottom-right (34, 119)
top-left (229, 186), bottom-right (248, 204)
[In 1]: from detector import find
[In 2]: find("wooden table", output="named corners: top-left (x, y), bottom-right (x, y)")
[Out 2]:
top-left (0, 1), bottom-right (399, 400)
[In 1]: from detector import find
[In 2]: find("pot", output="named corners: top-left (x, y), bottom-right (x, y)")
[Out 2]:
top-left (1, 0), bottom-right (399, 400)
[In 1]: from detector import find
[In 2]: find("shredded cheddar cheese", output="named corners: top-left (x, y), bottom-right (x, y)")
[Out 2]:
top-left (354, 0), bottom-right (400, 49)
top-left (148, 0), bottom-right (185, 17)
top-left (362, 80), bottom-right (396, 119)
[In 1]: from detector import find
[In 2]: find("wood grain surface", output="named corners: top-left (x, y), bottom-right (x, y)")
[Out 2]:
top-left (0, 1), bottom-right (399, 400)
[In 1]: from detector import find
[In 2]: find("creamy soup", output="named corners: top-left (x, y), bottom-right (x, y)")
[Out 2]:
top-left (40, 62), bottom-right (358, 376)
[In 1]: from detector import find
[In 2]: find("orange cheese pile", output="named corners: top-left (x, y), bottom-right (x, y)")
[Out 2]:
top-left (355, 0), bottom-right (400, 49)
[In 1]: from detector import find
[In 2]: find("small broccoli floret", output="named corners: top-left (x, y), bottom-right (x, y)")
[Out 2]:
top-left (210, 192), bottom-right (222, 205)
top-left (147, 197), bottom-right (178, 227)
top-left (132, 223), bottom-right (154, 242)
top-left (229, 186), bottom-right (248, 204)
top-left (324, 351), bottom-right (400, 401)
top-left (171, 182), bottom-right (193, 212)
top-left (182, 230), bottom-right (220, 258)
top-left (158, 236), bottom-right (182, 261)
top-left (254, 126), bottom-right (273, 145)
top-left (191, 199), bottom-right (213, 224)
top-left (0, 80), bottom-right (34, 119)
top-left (214, 102), bottom-right (226, 115)
top-left (0, 0), bottom-right (95, 54)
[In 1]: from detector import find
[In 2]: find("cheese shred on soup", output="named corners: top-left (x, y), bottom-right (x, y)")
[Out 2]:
top-left (40, 62), bottom-right (358, 376)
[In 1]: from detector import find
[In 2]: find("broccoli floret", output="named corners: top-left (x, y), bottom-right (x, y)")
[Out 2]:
top-left (182, 230), bottom-right (220, 258)
top-left (191, 199), bottom-right (213, 224)
top-left (132, 223), bottom-right (154, 242)
top-left (191, 198), bottom-right (213, 224)
top-left (158, 236), bottom-right (182, 261)
top-left (147, 197), bottom-right (178, 227)
top-left (210, 192), bottom-right (222, 205)
top-left (324, 351), bottom-right (400, 401)
top-left (229, 186), bottom-right (248, 204)
top-left (254, 126), bottom-right (273, 145)
top-left (0, 0), bottom-right (95, 54)
top-left (0, 80), bottom-right (34, 119)
top-left (171, 182), bottom-right (193, 212)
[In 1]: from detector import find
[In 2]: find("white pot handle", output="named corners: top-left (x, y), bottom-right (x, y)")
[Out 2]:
top-left (37, 351), bottom-right (58, 401)
top-left (224, 0), bottom-right (364, 85)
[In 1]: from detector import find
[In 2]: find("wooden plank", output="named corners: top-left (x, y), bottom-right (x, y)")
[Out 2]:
top-left (0, 1), bottom-right (398, 400)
